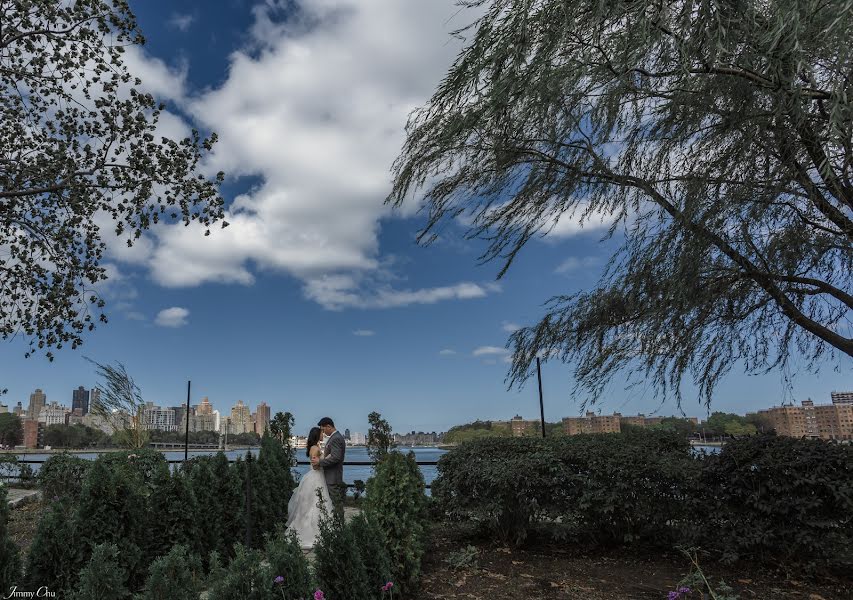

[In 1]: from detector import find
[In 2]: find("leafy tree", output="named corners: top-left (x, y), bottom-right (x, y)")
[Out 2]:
top-left (367, 411), bottom-right (395, 463)
top-left (87, 359), bottom-right (148, 448)
top-left (443, 420), bottom-right (511, 444)
top-left (268, 411), bottom-right (294, 450)
top-left (704, 412), bottom-right (757, 437)
top-left (389, 0), bottom-right (853, 409)
top-left (652, 417), bottom-right (700, 438)
top-left (0, 0), bottom-right (226, 360)
top-left (0, 413), bottom-right (23, 446)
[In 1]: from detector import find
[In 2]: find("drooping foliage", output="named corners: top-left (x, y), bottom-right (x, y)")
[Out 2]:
top-left (389, 0), bottom-right (853, 408)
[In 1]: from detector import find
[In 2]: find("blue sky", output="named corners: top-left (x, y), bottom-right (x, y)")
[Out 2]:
top-left (1, 0), bottom-right (850, 434)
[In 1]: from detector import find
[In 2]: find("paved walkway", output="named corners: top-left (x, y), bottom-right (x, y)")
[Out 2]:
top-left (3, 486), bottom-right (40, 508)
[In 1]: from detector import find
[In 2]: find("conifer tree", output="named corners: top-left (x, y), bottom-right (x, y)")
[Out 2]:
top-left (137, 544), bottom-right (204, 600)
top-left (72, 543), bottom-right (129, 600)
top-left (0, 485), bottom-right (22, 591)
top-left (25, 499), bottom-right (81, 594)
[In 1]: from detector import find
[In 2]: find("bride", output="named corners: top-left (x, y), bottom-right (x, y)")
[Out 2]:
top-left (285, 426), bottom-right (333, 548)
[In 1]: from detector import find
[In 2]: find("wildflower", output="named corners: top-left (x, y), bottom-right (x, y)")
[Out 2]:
top-left (274, 575), bottom-right (284, 585)
top-left (381, 581), bottom-right (394, 592)
top-left (668, 592), bottom-right (679, 600)
top-left (678, 587), bottom-right (691, 595)
top-left (313, 589), bottom-right (325, 600)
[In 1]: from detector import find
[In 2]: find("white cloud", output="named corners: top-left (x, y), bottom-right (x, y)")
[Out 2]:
top-left (135, 0), bottom-right (485, 310)
top-left (501, 321), bottom-right (521, 333)
top-left (438, 349), bottom-right (456, 355)
top-left (155, 307), bottom-right (190, 328)
top-left (472, 346), bottom-right (510, 357)
top-left (168, 13), bottom-right (195, 32)
top-left (353, 329), bottom-right (375, 336)
top-left (555, 255), bottom-right (602, 274)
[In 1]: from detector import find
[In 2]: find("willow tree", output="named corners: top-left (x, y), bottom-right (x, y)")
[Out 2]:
top-left (1, 0), bottom-right (226, 360)
top-left (389, 0), bottom-right (853, 407)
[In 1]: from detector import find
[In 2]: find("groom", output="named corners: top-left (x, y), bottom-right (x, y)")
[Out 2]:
top-left (312, 416), bottom-right (346, 518)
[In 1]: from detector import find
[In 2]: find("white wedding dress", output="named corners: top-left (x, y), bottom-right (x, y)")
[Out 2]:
top-left (285, 465), bottom-right (332, 548)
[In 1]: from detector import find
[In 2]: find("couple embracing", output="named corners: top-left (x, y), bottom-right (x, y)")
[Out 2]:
top-left (285, 417), bottom-right (347, 549)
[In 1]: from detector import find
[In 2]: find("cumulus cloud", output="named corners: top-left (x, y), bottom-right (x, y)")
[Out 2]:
top-left (501, 321), bottom-right (521, 333)
top-left (155, 307), bottom-right (190, 328)
top-left (352, 329), bottom-right (375, 336)
top-left (135, 0), bottom-right (482, 310)
top-left (472, 346), bottom-right (510, 357)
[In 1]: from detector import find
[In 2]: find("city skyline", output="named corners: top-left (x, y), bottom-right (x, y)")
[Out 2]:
top-left (1, 0), bottom-right (850, 433)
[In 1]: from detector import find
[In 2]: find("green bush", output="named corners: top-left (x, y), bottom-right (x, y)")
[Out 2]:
top-left (205, 543), bottom-right (278, 600)
top-left (183, 456), bottom-right (220, 569)
top-left (25, 498), bottom-right (82, 594)
top-left (0, 485), bottom-right (22, 591)
top-left (314, 508), bottom-right (371, 600)
top-left (137, 544), bottom-right (204, 600)
top-left (211, 452), bottom-right (244, 559)
top-left (263, 526), bottom-right (312, 599)
top-left (37, 452), bottom-right (92, 501)
top-left (434, 431), bottom-right (699, 547)
top-left (145, 468), bottom-right (201, 561)
top-left (349, 513), bottom-right (392, 596)
top-left (698, 435), bottom-right (853, 573)
top-left (97, 448), bottom-right (169, 494)
top-left (72, 543), bottom-right (129, 600)
top-left (74, 457), bottom-right (148, 590)
top-left (365, 451), bottom-right (428, 596)
top-left (256, 431), bottom-right (297, 536)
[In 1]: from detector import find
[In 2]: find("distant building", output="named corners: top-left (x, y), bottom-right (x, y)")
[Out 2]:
top-left (831, 391), bottom-right (853, 405)
top-left (13, 402), bottom-right (24, 417)
top-left (509, 415), bottom-right (539, 437)
top-left (563, 412), bottom-right (621, 435)
top-left (72, 386), bottom-right (90, 416)
top-left (344, 428), bottom-right (351, 441)
top-left (28, 389), bottom-right (46, 419)
top-left (394, 431), bottom-right (440, 445)
top-left (23, 419), bottom-right (44, 449)
top-left (0, 404), bottom-right (7, 414)
top-left (230, 400), bottom-right (252, 434)
top-left (38, 401), bottom-right (68, 427)
top-left (142, 402), bottom-right (177, 431)
top-left (89, 388), bottom-right (101, 412)
top-left (82, 412), bottom-right (114, 435)
top-left (188, 412), bottom-right (217, 433)
top-left (66, 408), bottom-right (85, 426)
top-left (197, 396), bottom-right (214, 416)
top-left (756, 399), bottom-right (853, 440)
top-left (349, 431), bottom-right (367, 445)
top-left (255, 402), bottom-right (271, 435)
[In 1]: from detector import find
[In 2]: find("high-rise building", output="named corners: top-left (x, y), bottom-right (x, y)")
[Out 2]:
top-left (230, 400), bottom-right (252, 434)
top-left (13, 402), bottom-right (24, 417)
top-left (349, 431), bottom-right (367, 445)
top-left (197, 396), bottom-right (214, 416)
top-left (72, 386), bottom-right (90, 415)
top-left (141, 402), bottom-right (177, 431)
top-left (344, 428), bottom-right (351, 440)
top-left (255, 402), bottom-right (271, 435)
top-left (831, 391), bottom-right (853, 405)
top-left (28, 389), bottom-right (46, 419)
top-left (188, 413), bottom-right (217, 432)
top-left (38, 401), bottom-right (68, 427)
top-left (563, 412), bottom-right (622, 435)
top-left (66, 408), bottom-right (85, 426)
top-left (89, 388), bottom-right (101, 411)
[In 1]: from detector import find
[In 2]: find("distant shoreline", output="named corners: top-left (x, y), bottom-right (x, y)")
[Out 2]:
top-left (1, 445), bottom-right (260, 454)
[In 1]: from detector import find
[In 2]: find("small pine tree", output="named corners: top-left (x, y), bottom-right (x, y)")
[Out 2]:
top-left (365, 451), bottom-right (428, 596)
top-left (263, 526), bottom-right (312, 599)
top-left (74, 457), bottom-right (147, 589)
top-left (349, 513), bottom-right (392, 598)
top-left (314, 504), bottom-right (371, 600)
top-left (205, 543), bottom-right (276, 600)
top-left (146, 469), bottom-right (201, 560)
top-left (72, 543), bottom-right (129, 600)
top-left (0, 484), bottom-right (22, 591)
top-left (137, 544), bottom-right (204, 600)
top-left (25, 498), bottom-right (81, 595)
top-left (211, 452), bottom-right (243, 559)
top-left (186, 457), bottom-right (220, 570)
top-left (257, 430), bottom-right (296, 535)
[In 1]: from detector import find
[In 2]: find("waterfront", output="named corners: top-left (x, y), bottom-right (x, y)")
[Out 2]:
top-left (10, 445), bottom-right (449, 487)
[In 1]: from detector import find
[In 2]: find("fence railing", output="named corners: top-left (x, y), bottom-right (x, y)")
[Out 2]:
top-left (1, 458), bottom-right (442, 489)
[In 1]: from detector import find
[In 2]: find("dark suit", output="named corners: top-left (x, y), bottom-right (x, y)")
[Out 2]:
top-left (319, 430), bottom-right (346, 517)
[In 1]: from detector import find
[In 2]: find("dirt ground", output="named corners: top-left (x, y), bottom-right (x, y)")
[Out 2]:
top-left (416, 525), bottom-right (853, 600)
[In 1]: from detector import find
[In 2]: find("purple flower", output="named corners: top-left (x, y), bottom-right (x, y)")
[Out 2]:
top-left (274, 575), bottom-right (284, 585)
top-left (678, 587), bottom-right (691, 595)
top-left (668, 592), bottom-right (679, 600)
top-left (314, 589), bottom-right (325, 600)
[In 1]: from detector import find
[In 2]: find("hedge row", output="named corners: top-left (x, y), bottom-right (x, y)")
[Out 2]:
top-left (432, 431), bottom-right (853, 573)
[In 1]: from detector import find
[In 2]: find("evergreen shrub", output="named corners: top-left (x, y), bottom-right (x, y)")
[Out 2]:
top-left (37, 452), bottom-right (92, 501)
top-left (137, 544), bottom-right (204, 600)
top-left (72, 542), bottom-right (129, 600)
top-left (364, 450), bottom-right (428, 596)
top-left (263, 526), bottom-right (312, 599)
top-left (0, 484), bottom-right (21, 592)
